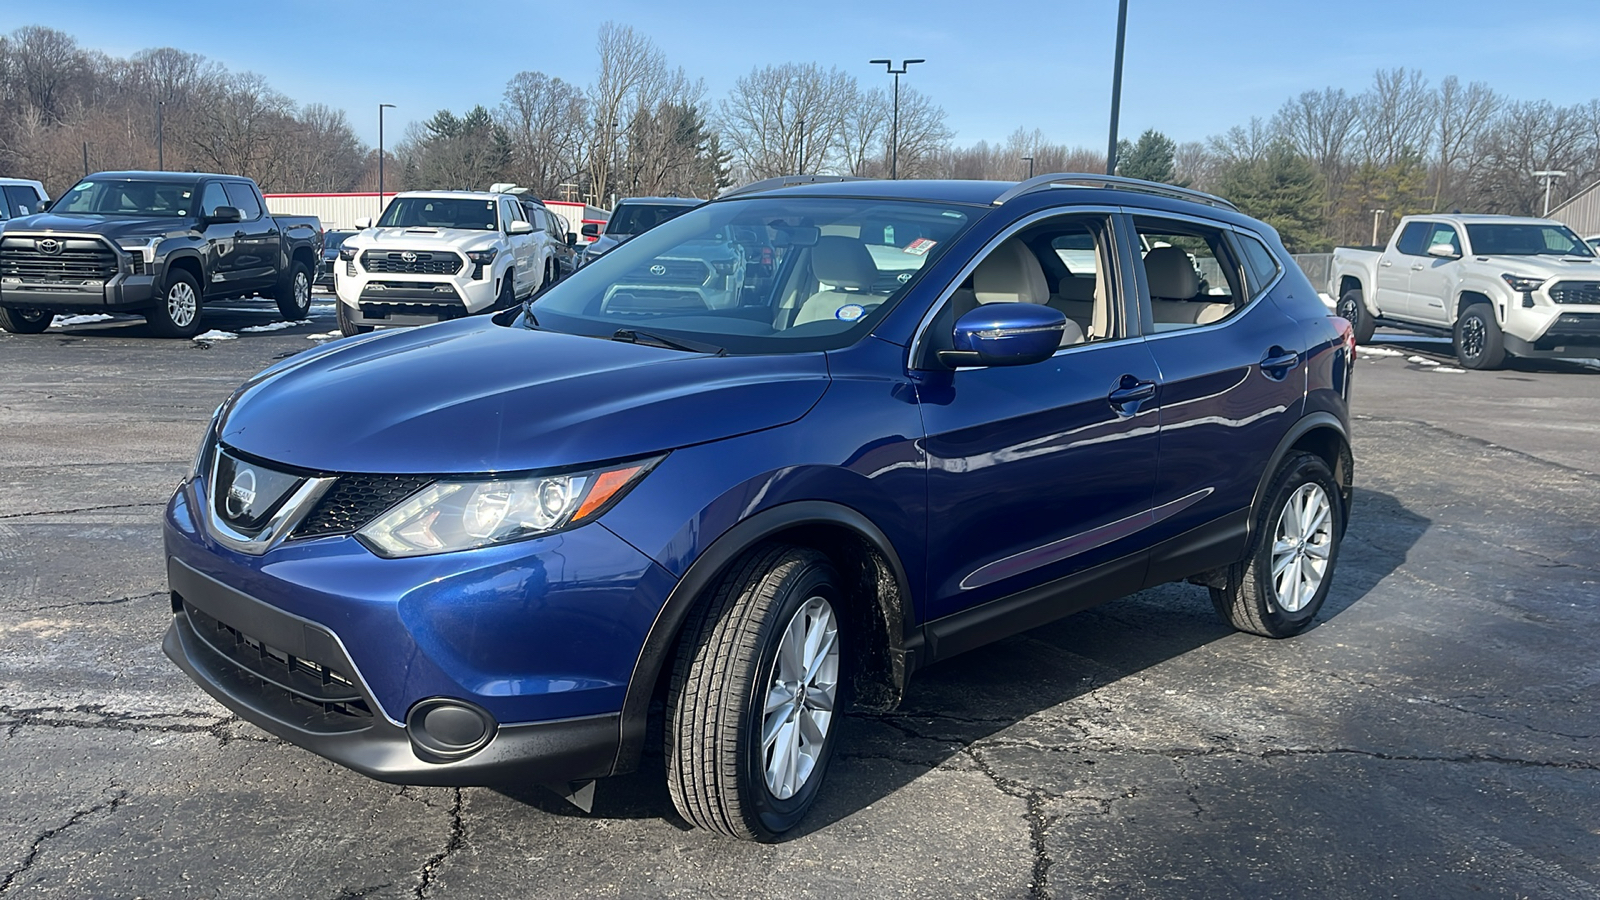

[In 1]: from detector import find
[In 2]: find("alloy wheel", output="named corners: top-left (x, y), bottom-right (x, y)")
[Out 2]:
top-left (1271, 483), bottom-right (1333, 613)
top-left (760, 595), bottom-right (839, 800)
top-left (168, 282), bottom-right (197, 327)
top-left (294, 271), bottom-right (310, 310)
top-left (1460, 315), bottom-right (1485, 360)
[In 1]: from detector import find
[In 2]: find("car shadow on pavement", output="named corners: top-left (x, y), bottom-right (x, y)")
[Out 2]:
top-left (1372, 334), bottom-right (1600, 375)
top-left (494, 485), bottom-right (1429, 840)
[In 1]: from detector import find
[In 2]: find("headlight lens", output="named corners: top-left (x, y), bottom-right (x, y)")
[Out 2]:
top-left (117, 236), bottom-right (164, 263)
top-left (338, 246), bottom-right (358, 261)
top-left (466, 248), bottom-right (498, 265)
top-left (356, 457), bottom-right (661, 558)
top-left (1502, 273), bottom-right (1545, 293)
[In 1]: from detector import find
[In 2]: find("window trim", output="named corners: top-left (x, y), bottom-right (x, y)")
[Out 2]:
top-left (1120, 209), bottom-right (1285, 343)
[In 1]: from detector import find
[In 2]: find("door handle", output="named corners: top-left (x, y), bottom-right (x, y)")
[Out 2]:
top-left (1259, 347), bottom-right (1300, 379)
top-left (1380, 259), bottom-right (1393, 267)
top-left (1107, 375), bottom-right (1157, 417)
top-left (1410, 263), bottom-right (1425, 271)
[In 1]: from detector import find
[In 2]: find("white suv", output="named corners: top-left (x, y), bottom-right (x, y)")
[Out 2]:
top-left (334, 190), bottom-right (561, 334)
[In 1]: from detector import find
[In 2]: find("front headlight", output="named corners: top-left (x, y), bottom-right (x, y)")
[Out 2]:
top-left (191, 403), bottom-right (223, 479)
top-left (1501, 273), bottom-right (1545, 293)
top-left (356, 457), bottom-right (662, 558)
top-left (338, 246), bottom-right (358, 261)
top-left (465, 248), bottom-right (499, 265)
top-left (117, 236), bottom-right (164, 264)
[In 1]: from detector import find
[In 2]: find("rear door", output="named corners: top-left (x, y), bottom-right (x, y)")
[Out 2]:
top-left (1381, 221), bottom-right (1430, 321)
top-left (223, 182), bottom-right (278, 293)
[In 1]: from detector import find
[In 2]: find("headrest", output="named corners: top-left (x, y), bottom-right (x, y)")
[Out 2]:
top-left (973, 239), bottom-right (1049, 305)
top-left (1056, 275), bottom-right (1095, 302)
top-left (1145, 246), bottom-right (1198, 300)
top-left (813, 236), bottom-right (878, 290)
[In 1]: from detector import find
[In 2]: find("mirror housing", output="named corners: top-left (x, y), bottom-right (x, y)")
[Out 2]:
top-left (1426, 243), bottom-right (1459, 259)
top-left (507, 220), bottom-right (534, 235)
top-left (205, 206), bottom-right (243, 225)
top-left (566, 232), bottom-right (578, 247)
top-left (939, 303), bottom-right (1066, 369)
top-left (353, 216), bottom-right (373, 229)
top-left (581, 222), bottom-right (600, 238)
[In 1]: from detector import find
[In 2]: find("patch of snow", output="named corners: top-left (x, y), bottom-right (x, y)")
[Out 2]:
top-left (1406, 355), bottom-right (1441, 366)
top-left (1358, 346), bottom-right (1404, 357)
top-left (1433, 366), bottom-right (1467, 373)
top-left (192, 329), bottom-right (238, 342)
top-left (51, 314), bottom-right (116, 327)
top-left (239, 319), bottom-right (313, 333)
top-left (1318, 292), bottom-right (1336, 310)
top-left (307, 330), bottom-right (343, 341)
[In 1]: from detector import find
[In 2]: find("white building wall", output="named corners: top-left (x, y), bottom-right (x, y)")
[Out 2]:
top-left (263, 193), bottom-right (396, 231)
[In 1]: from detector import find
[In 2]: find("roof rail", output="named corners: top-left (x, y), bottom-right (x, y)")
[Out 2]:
top-left (991, 172), bottom-right (1238, 211)
top-left (717, 174), bottom-right (869, 200)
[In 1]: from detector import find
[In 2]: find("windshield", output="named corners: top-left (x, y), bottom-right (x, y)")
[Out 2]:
top-left (527, 196), bottom-right (974, 353)
top-left (54, 180), bottom-right (197, 217)
top-left (1466, 223), bottom-right (1595, 257)
top-left (323, 231), bottom-right (354, 250)
top-left (378, 197), bottom-right (499, 230)
top-left (606, 202), bottom-right (697, 235)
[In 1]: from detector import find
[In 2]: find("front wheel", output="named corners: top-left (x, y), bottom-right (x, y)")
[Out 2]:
top-left (147, 271), bottom-right (203, 338)
top-left (666, 545), bottom-right (846, 841)
top-left (1454, 303), bottom-right (1505, 369)
top-left (1211, 452), bottom-right (1343, 638)
top-left (275, 261), bottom-right (312, 321)
top-left (0, 307), bottom-right (52, 334)
top-left (336, 298), bottom-right (371, 337)
top-left (1336, 289), bottom-right (1375, 344)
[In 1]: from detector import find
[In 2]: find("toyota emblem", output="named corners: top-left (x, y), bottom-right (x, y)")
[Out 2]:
top-left (225, 467), bottom-right (258, 519)
top-left (400, 251), bottom-right (418, 262)
top-left (650, 264), bottom-right (667, 276)
top-left (36, 238), bottom-right (62, 255)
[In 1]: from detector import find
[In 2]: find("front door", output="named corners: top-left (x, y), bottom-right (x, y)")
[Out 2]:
top-left (198, 182), bottom-right (242, 291)
top-left (1406, 220), bottom-right (1460, 325)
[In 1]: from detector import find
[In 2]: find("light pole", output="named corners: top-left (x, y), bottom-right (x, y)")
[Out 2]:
top-left (1022, 156), bottom-right (1035, 179)
top-left (378, 103), bottom-right (396, 218)
top-left (1105, 0), bottom-right (1129, 176)
top-left (1533, 170), bottom-right (1567, 216)
top-left (869, 58), bottom-right (925, 179)
top-left (797, 118), bottom-right (805, 175)
top-left (1369, 208), bottom-right (1387, 246)
top-left (156, 100), bottom-right (164, 170)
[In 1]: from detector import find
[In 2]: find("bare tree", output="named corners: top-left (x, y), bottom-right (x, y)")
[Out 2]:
top-left (1431, 76), bottom-right (1499, 210)
top-left (838, 85), bottom-right (890, 176)
top-left (7, 26), bottom-right (82, 123)
top-left (500, 71), bottom-right (589, 197)
top-left (718, 62), bottom-right (856, 179)
top-left (882, 86), bottom-right (952, 178)
top-left (587, 22), bottom-right (665, 205)
top-left (1207, 117), bottom-right (1275, 166)
top-left (1357, 68), bottom-right (1435, 166)
top-left (188, 72), bottom-right (295, 185)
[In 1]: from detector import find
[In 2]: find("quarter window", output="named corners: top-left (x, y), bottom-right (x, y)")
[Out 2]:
top-left (1234, 232), bottom-right (1283, 298)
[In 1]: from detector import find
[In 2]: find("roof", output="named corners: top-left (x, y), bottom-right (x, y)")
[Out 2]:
top-left (726, 179), bottom-right (1008, 206)
top-left (89, 170), bottom-right (243, 183)
top-left (616, 196), bottom-right (702, 207)
top-left (394, 190), bottom-right (522, 200)
top-left (1410, 213), bottom-right (1566, 226)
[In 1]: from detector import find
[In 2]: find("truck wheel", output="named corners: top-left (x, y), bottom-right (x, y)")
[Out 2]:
top-left (1336, 289), bottom-right (1375, 344)
top-left (0, 307), bottom-right (52, 334)
top-left (336, 298), bottom-right (371, 337)
top-left (497, 274), bottom-right (516, 311)
top-left (148, 271), bottom-right (203, 338)
top-left (1454, 303), bottom-right (1505, 369)
top-left (666, 544), bottom-right (846, 841)
top-left (275, 261), bottom-right (312, 321)
top-left (1211, 452), bottom-right (1343, 638)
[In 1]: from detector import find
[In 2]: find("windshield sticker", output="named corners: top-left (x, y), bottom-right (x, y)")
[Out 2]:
top-left (835, 304), bottom-right (866, 322)
top-left (903, 238), bottom-right (937, 256)
top-left (72, 182), bottom-right (92, 191)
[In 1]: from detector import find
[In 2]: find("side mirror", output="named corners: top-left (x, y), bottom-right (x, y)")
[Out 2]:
top-left (939, 303), bottom-right (1066, 368)
top-left (353, 216), bottom-right (373, 229)
top-left (581, 223), bottom-right (600, 238)
top-left (36, 198), bottom-right (53, 212)
top-left (507, 220), bottom-right (534, 235)
top-left (566, 232), bottom-right (578, 247)
top-left (1426, 243), bottom-right (1459, 259)
top-left (205, 206), bottom-right (243, 225)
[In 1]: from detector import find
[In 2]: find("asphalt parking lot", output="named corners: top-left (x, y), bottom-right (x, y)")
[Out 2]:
top-left (1, 307), bottom-right (1597, 899)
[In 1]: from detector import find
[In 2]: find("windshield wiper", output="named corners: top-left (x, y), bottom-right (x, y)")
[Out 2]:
top-left (612, 328), bottom-right (726, 355)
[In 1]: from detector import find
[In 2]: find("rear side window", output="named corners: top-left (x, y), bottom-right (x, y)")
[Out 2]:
top-left (1234, 232), bottom-right (1282, 297)
top-left (223, 183), bottom-right (262, 220)
top-left (1132, 216), bottom-right (1245, 333)
top-left (1395, 222), bottom-right (1431, 256)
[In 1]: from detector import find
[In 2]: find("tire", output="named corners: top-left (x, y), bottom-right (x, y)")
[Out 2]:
top-left (1453, 302), bottom-right (1505, 370)
top-left (0, 307), bottom-right (51, 334)
top-left (666, 544), bottom-right (847, 841)
top-left (545, 257), bottom-right (558, 288)
top-left (497, 272), bottom-right (516, 311)
top-left (336, 297), bottom-right (371, 337)
top-left (1211, 452), bottom-right (1343, 638)
top-left (1336, 289), bottom-right (1375, 344)
top-left (275, 260), bottom-right (312, 321)
top-left (147, 270), bottom-right (203, 338)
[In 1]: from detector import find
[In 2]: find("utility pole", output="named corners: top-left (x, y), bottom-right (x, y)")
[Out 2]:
top-left (82, 142), bottom-right (89, 177)
top-left (1022, 156), bottom-right (1034, 178)
top-left (797, 118), bottom-right (805, 175)
top-left (869, 58), bottom-right (925, 179)
top-left (378, 103), bottom-right (396, 218)
top-left (1370, 208), bottom-right (1387, 246)
top-left (1532, 170), bottom-right (1567, 216)
top-left (156, 101), bottom-right (165, 170)
top-left (1105, 0), bottom-right (1129, 176)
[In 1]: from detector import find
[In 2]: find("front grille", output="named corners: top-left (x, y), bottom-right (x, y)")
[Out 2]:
top-left (0, 235), bottom-right (119, 281)
top-left (183, 601), bottom-right (373, 725)
top-left (623, 259), bottom-right (712, 286)
top-left (360, 250), bottom-right (462, 275)
top-left (1549, 281), bottom-right (1600, 305)
top-left (294, 474), bottom-right (433, 537)
top-left (358, 301), bottom-right (468, 320)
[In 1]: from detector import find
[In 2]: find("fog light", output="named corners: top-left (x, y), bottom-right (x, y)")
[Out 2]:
top-left (406, 698), bottom-right (496, 761)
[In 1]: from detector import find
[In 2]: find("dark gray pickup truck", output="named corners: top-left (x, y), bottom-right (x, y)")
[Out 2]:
top-left (0, 171), bottom-right (322, 337)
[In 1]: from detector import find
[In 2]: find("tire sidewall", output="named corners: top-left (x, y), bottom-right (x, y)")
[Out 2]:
top-left (0, 307), bottom-right (52, 334)
top-left (336, 297), bottom-right (371, 336)
top-left (278, 261), bottom-right (312, 320)
top-left (1337, 290), bottom-right (1374, 344)
top-left (150, 271), bottom-right (203, 338)
top-left (738, 560), bottom-right (846, 839)
top-left (1252, 455), bottom-right (1343, 633)
top-left (1454, 303), bottom-right (1502, 369)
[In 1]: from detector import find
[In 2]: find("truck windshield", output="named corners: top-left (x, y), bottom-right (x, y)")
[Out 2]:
top-left (607, 203), bottom-right (697, 235)
top-left (378, 197), bottom-right (499, 231)
top-left (54, 180), bottom-right (196, 217)
top-left (527, 196), bottom-right (974, 354)
top-left (1466, 223), bottom-right (1595, 257)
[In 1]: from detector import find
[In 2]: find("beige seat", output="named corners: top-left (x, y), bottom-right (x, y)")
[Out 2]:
top-left (957, 239), bottom-right (1084, 346)
top-left (792, 237), bottom-right (884, 326)
top-left (1050, 275), bottom-right (1096, 335)
top-left (1144, 246), bottom-right (1232, 326)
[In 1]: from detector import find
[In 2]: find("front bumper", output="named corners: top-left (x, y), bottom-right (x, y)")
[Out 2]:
top-left (1508, 306), bottom-right (1600, 356)
top-left (334, 261), bottom-right (499, 327)
top-left (0, 272), bottom-right (156, 312)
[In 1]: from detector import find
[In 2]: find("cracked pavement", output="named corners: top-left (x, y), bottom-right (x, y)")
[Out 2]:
top-left (2, 314), bottom-right (1598, 898)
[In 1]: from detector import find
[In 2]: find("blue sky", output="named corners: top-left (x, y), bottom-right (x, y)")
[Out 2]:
top-left (7, 0), bottom-right (1600, 150)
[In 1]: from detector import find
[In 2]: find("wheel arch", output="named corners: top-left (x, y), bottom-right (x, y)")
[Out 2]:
top-left (1457, 288), bottom-right (1494, 320)
top-left (1337, 273), bottom-right (1365, 305)
top-left (163, 252), bottom-right (204, 294)
top-left (611, 500), bottom-right (915, 776)
top-left (289, 244), bottom-right (316, 276)
top-left (1248, 413), bottom-right (1353, 544)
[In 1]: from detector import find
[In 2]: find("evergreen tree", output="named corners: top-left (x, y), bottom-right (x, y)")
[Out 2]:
top-left (1215, 141), bottom-right (1326, 252)
top-left (1116, 129), bottom-right (1183, 185)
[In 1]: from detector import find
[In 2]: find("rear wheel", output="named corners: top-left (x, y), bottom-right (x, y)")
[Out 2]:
top-left (666, 545), bottom-right (846, 841)
top-left (497, 273), bottom-right (516, 311)
top-left (147, 270), bottom-right (203, 338)
top-left (0, 307), bottom-right (51, 334)
top-left (336, 297), bottom-right (371, 337)
top-left (1336, 289), bottom-right (1375, 344)
top-left (275, 261), bottom-right (312, 321)
top-left (1454, 302), bottom-right (1505, 369)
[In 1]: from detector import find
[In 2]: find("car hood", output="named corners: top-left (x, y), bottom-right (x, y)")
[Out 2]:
top-left (585, 233), bottom-right (627, 256)
top-left (1476, 255), bottom-right (1600, 279)
top-left (355, 227), bottom-right (502, 252)
top-left (220, 317), bottom-right (831, 474)
top-left (1, 212), bottom-right (191, 241)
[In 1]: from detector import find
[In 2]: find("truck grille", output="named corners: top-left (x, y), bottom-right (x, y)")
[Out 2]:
top-left (1548, 281), bottom-right (1600, 305)
top-left (360, 250), bottom-right (463, 275)
top-left (293, 474), bottom-right (434, 537)
top-left (623, 259), bottom-right (711, 286)
top-left (0, 235), bottom-right (119, 281)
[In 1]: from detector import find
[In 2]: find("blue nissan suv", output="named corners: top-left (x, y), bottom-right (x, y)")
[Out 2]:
top-left (164, 174), bottom-right (1355, 840)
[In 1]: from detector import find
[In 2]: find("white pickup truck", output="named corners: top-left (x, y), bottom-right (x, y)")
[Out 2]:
top-left (1330, 214), bottom-right (1600, 368)
top-left (333, 190), bottom-right (562, 335)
